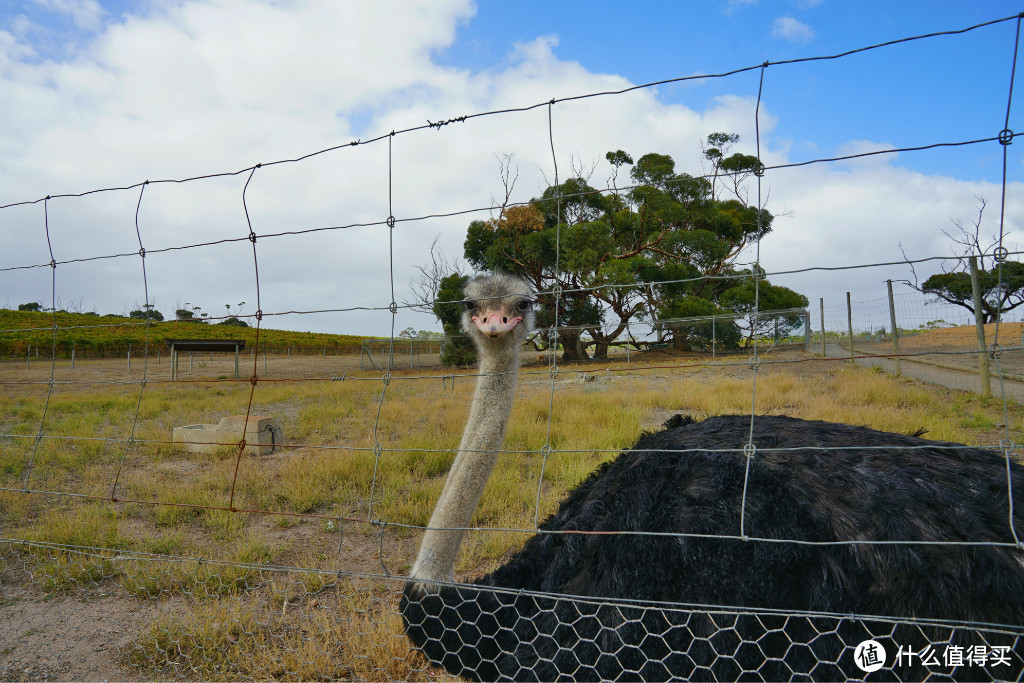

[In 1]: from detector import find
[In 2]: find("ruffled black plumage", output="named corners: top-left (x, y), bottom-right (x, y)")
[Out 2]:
top-left (402, 414), bottom-right (1024, 681)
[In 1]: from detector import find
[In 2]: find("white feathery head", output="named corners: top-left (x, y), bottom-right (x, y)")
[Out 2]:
top-left (461, 272), bottom-right (535, 352)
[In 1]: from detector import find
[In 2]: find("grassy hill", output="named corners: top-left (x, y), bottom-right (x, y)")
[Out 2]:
top-left (0, 309), bottom-right (366, 358)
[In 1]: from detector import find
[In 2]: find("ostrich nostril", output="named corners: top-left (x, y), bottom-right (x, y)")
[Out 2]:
top-left (502, 317), bottom-right (507, 323)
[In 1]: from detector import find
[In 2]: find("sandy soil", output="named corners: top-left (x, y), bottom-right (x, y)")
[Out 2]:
top-left (1, 558), bottom-right (162, 682)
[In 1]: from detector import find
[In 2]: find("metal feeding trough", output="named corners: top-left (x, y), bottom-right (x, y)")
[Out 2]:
top-left (172, 415), bottom-right (285, 455)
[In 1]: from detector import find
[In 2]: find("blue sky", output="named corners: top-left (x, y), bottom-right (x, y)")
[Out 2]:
top-left (1, 1), bottom-right (1023, 334)
top-left (434, 1), bottom-right (1024, 183)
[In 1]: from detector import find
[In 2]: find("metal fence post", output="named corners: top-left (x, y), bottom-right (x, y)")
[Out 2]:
top-left (846, 292), bottom-right (854, 363)
top-left (712, 316), bottom-right (717, 359)
top-left (803, 310), bottom-right (810, 352)
top-left (819, 299), bottom-right (826, 357)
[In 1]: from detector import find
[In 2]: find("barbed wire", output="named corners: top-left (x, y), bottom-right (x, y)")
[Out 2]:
top-left (2, 135), bottom-right (1018, 276)
top-left (3, 12), bottom-right (1017, 214)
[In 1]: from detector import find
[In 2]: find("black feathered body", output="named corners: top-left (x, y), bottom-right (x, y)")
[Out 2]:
top-left (402, 415), bottom-right (1024, 681)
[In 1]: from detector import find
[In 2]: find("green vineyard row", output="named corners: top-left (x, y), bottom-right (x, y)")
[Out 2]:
top-left (0, 310), bottom-right (366, 359)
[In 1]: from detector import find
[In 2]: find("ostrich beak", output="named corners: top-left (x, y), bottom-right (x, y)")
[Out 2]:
top-left (472, 312), bottom-right (523, 338)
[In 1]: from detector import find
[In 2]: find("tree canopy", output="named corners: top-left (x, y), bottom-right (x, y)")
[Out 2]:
top-left (454, 133), bottom-right (805, 361)
top-left (922, 262), bottom-right (1024, 323)
top-left (129, 308), bottom-right (164, 321)
top-left (433, 273), bottom-right (475, 366)
top-left (902, 197), bottom-right (1024, 324)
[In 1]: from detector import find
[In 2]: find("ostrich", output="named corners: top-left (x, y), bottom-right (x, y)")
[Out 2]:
top-left (401, 272), bottom-right (1024, 681)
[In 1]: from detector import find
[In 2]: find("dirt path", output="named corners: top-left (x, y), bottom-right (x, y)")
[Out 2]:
top-left (823, 342), bottom-right (1024, 402)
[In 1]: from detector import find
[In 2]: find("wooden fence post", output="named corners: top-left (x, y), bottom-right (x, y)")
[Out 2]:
top-left (970, 256), bottom-right (992, 398)
top-left (886, 280), bottom-right (900, 376)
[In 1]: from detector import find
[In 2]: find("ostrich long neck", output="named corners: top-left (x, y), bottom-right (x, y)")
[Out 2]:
top-left (411, 342), bottom-right (521, 585)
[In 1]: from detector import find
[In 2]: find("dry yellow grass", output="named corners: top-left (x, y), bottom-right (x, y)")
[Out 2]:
top-left (2, 352), bottom-right (1023, 679)
top-left (124, 576), bottom-right (448, 682)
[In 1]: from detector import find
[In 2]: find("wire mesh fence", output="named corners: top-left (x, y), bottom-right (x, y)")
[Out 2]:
top-left (2, 10), bottom-right (1024, 683)
top-left (816, 287), bottom-right (1024, 402)
top-left (3, 542), bottom-right (1022, 681)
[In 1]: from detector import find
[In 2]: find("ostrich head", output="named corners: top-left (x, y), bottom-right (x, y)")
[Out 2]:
top-left (461, 273), bottom-right (535, 358)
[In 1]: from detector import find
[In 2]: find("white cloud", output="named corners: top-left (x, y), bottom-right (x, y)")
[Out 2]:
top-left (32, 0), bottom-right (105, 31)
top-left (832, 139), bottom-right (898, 169)
top-left (772, 16), bottom-right (814, 42)
top-left (0, 1), bottom-right (1014, 336)
top-left (723, 0), bottom-right (759, 16)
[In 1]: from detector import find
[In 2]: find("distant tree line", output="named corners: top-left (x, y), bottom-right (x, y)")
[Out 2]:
top-left (15, 301), bottom-right (249, 327)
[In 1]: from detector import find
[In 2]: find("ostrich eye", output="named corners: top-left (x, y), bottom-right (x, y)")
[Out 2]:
top-left (463, 301), bottom-right (476, 312)
top-left (516, 300), bottom-right (531, 312)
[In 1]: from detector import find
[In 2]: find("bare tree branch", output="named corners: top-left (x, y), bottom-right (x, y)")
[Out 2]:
top-left (488, 153), bottom-right (519, 220)
top-left (403, 235), bottom-right (466, 314)
top-left (897, 239), bottom-right (922, 291)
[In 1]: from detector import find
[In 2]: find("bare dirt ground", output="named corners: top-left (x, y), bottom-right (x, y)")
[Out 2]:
top-left (852, 321), bottom-right (1024, 376)
top-left (1, 570), bottom-right (164, 682)
top-left (1, 527), bottom-right (420, 682)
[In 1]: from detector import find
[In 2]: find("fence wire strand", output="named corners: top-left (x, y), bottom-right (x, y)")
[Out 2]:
top-left (2, 10), bottom-right (1024, 682)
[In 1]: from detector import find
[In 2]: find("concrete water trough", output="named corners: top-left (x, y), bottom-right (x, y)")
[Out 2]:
top-left (172, 415), bottom-right (285, 455)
